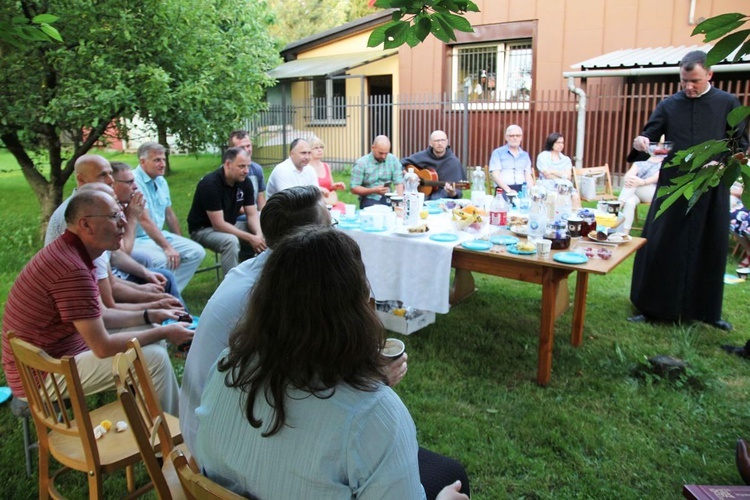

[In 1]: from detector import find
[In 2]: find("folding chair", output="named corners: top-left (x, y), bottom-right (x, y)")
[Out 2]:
top-left (8, 331), bottom-right (146, 499)
top-left (113, 338), bottom-right (184, 499)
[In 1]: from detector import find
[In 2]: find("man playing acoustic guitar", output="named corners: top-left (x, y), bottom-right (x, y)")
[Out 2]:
top-left (401, 130), bottom-right (466, 201)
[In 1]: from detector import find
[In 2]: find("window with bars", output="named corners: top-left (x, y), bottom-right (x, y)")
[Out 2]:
top-left (452, 41), bottom-right (532, 105)
top-left (311, 78), bottom-right (346, 124)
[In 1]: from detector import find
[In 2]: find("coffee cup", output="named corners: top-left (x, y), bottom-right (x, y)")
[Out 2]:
top-left (382, 338), bottom-right (405, 361)
top-left (566, 216), bottom-right (583, 238)
top-left (606, 200), bottom-right (621, 216)
top-left (536, 238), bottom-right (552, 259)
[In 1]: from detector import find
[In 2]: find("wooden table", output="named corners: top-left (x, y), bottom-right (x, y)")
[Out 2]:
top-left (450, 232), bottom-right (646, 385)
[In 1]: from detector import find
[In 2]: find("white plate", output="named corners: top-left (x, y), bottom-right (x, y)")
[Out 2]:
top-left (395, 227), bottom-right (430, 237)
top-left (509, 224), bottom-right (528, 237)
top-left (587, 231), bottom-right (632, 245)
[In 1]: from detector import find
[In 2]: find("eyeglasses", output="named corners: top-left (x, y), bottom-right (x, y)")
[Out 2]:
top-left (114, 179), bottom-right (136, 185)
top-left (507, 134), bottom-right (523, 138)
top-left (84, 211), bottom-right (126, 222)
top-left (331, 218), bottom-right (339, 227)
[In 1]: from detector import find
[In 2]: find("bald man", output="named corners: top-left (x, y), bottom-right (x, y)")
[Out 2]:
top-left (350, 135), bottom-right (404, 208)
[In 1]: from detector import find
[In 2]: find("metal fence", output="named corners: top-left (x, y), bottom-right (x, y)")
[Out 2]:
top-left (245, 80), bottom-right (750, 181)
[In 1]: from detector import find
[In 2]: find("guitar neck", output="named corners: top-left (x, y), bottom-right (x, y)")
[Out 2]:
top-left (420, 180), bottom-right (470, 189)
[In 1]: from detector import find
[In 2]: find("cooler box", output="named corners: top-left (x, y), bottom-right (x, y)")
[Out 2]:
top-left (376, 310), bottom-right (436, 336)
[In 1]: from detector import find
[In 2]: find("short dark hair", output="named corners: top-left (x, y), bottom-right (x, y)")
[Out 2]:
top-left (222, 147), bottom-right (248, 164)
top-left (679, 50), bottom-right (708, 71)
top-left (229, 130), bottom-right (249, 146)
top-left (219, 226), bottom-right (386, 437)
top-left (110, 161), bottom-right (133, 175)
top-left (289, 138), bottom-right (306, 153)
top-left (260, 185), bottom-right (328, 247)
top-left (543, 132), bottom-right (564, 151)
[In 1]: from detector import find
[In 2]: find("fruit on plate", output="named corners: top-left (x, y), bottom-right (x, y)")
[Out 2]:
top-left (516, 241), bottom-right (536, 252)
top-left (452, 206), bottom-right (487, 232)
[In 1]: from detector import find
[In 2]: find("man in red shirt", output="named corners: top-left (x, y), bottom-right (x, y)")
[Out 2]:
top-left (2, 190), bottom-right (192, 414)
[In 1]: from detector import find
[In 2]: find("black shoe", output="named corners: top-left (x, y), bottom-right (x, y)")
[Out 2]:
top-left (627, 314), bottom-right (650, 324)
top-left (721, 344), bottom-right (747, 357)
top-left (709, 319), bottom-right (733, 331)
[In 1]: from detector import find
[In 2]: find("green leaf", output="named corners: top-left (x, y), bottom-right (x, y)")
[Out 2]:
top-left (367, 23), bottom-right (393, 47)
top-left (732, 39), bottom-right (750, 62)
top-left (39, 25), bottom-right (63, 43)
top-left (32, 14), bottom-right (59, 24)
top-left (440, 11), bottom-right (473, 32)
top-left (383, 22), bottom-right (411, 49)
top-left (431, 12), bottom-right (457, 43)
top-left (728, 106), bottom-right (750, 128)
top-left (698, 19), bottom-right (746, 42)
top-left (692, 12), bottom-right (746, 37)
top-left (706, 30), bottom-right (750, 65)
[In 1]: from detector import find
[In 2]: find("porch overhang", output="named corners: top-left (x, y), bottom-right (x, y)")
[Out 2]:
top-left (563, 44), bottom-right (750, 79)
top-left (269, 49), bottom-right (398, 81)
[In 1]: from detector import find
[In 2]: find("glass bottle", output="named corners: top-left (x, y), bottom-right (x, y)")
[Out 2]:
top-left (527, 185), bottom-right (547, 241)
top-left (554, 180), bottom-right (573, 224)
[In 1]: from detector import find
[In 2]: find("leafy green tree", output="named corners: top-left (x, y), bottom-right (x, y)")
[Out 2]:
top-left (0, 12), bottom-right (61, 54)
top-left (0, 0), bottom-right (277, 230)
top-left (656, 13), bottom-right (750, 217)
top-left (367, 0), bottom-right (478, 49)
top-left (266, 0), bottom-right (349, 46)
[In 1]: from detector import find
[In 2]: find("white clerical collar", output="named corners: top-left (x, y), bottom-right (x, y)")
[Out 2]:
top-left (698, 83), bottom-right (712, 98)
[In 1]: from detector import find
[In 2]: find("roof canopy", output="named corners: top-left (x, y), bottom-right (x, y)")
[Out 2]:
top-left (564, 44), bottom-right (750, 79)
top-left (269, 50), bottom-right (398, 81)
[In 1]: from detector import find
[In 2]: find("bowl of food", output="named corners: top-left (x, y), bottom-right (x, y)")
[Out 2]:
top-left (647, 141), bottom-right (674, 156)
top-left (451, 205), bottom-right (488, 234)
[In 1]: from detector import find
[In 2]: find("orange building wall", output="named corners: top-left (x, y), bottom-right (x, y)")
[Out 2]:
top-left (399, 0), bottom-right (749, 94)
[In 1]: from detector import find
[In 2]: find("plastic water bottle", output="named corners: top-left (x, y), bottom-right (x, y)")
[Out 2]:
top-left (489, 187), bottom-right (508, 227)
top-left (554, 180), bottom-right (573, 224)
top-left (470, 166), bottom-right (486, 207)
top-left (527, 185), bottom-right (548, 241)
top-left (403, 168), bottom-right (421, 226)
top-left (518, 182), bottom-right (530, 213)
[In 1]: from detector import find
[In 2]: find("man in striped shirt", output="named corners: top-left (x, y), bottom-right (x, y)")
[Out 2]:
top-left (2, 190), bottom-right (192, 414)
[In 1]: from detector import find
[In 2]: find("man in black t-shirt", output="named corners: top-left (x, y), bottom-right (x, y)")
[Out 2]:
top-left (187, 147), bottom-right (266, 276)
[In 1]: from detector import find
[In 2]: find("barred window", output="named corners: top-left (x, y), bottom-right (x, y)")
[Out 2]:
top-left (311, 78), bottom-right (346, 124)
top-left (452, 41), bottom-right (532, 105)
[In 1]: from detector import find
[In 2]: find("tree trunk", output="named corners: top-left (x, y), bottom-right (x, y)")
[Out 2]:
top-left (157, 122), bottom-right (171, 176)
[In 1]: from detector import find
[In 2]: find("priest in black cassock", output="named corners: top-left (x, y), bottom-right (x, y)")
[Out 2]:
top-left (627, 50), bottom-right (749, 331)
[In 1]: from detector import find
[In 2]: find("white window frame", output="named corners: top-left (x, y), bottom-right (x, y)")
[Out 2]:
top-left (451, 40), bottom-right (532, 110)
top-left (310, 78), bottom-right (346, 125)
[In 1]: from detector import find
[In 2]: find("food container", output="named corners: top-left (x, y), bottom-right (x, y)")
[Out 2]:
top-left (544, 222), bottom-right (570, 250)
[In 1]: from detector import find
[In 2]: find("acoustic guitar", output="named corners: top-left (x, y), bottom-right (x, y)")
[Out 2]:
top-left (411, 166), bottom-right (470, 196)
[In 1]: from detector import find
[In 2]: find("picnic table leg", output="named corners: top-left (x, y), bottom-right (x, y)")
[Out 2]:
top-left (571, 271), bottom-right (589, 347)
top-left (450, 268), bottom-right (476, 304)
top-left (537, 268), bottom-right (559, 386)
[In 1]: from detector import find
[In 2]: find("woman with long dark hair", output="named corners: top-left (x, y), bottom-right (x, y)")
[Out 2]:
top-left (194, 226), bottom-right (469, 499)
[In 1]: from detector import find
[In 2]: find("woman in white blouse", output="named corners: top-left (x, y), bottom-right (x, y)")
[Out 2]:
top-left (536, 132), bottom-right (581, 207)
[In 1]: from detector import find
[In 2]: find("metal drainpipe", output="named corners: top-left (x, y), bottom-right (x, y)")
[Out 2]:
top-left (567, 76), bottom-right (587, 168)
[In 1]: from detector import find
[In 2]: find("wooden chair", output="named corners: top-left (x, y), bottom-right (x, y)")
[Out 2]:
top-left (113, 338), bottom-right (185, 499)
top-left (573, 164), bottom-right (617, 202)
top-left (170, 448), bottom-right (246, 500)
top-left (7, 331), bottom-right (146, 499)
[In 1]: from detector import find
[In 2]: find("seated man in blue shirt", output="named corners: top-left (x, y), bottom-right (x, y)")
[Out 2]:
top-left (488, 124), bottom-right (535, 196)
top-left (187, 147), bottom-right (265, 276)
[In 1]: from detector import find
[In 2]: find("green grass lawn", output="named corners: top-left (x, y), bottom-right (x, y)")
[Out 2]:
top-left (1, 151), bottom-right (750, 498)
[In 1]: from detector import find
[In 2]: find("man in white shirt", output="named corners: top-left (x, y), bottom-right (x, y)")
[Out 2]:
top-left (265, 139), bottom-right (318, 197)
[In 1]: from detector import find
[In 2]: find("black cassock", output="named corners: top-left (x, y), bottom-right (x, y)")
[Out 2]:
top-left (630, 86), bottom-right (748, 323)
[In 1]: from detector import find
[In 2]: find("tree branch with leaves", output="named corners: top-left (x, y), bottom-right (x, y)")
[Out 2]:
top-left (367, 0), bottom-right (478, 49)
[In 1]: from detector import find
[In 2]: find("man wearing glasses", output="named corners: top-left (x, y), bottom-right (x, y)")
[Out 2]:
top-left (488, 124), bottom-right (535, 196)
top-left (401, 130), bottom-right (465, 200)
top-left (3, 189), bottom-right (192, 414)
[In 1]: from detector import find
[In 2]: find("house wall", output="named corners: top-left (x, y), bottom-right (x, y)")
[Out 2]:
top-left (399, 0), bottom-right (750, 93)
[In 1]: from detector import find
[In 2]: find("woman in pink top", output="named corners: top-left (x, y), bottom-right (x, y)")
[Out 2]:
top-left (309, 137), bottom-right (346, 213)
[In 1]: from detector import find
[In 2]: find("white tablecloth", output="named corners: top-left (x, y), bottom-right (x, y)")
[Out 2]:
top-left (342, 213), bottom-right (476, 314)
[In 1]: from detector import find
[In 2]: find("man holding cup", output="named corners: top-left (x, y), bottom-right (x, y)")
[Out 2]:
top-left (350, 135), bottom-right (404, 209)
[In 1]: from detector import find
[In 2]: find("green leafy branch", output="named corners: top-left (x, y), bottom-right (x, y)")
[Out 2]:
top-left (0, 14), bottom-right (62, 50)
top-left (367, 0), bottom-right (478, 49)
top-left (654, 13), bottom-right (750, 218)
